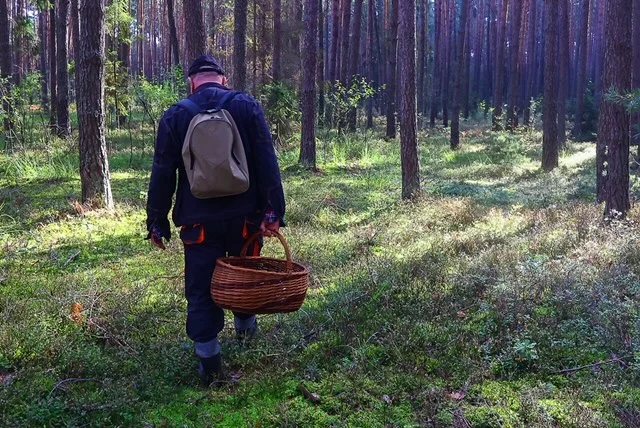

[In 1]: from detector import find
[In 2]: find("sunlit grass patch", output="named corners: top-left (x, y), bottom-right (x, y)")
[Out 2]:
top-left (2, 125), bottom-right (640, 426)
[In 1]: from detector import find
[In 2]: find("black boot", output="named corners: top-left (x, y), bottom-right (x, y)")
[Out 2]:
top-left (199, 353), bottom-right (223, 388)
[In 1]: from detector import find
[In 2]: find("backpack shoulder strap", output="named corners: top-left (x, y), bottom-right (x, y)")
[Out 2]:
top-left (177, 98), bottom-right (201, 118)
top-left (216, 91), bottom-right (242, 111)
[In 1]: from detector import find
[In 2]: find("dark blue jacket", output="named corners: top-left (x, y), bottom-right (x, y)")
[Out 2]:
top-left (146, 82), bottom-right (286, 236)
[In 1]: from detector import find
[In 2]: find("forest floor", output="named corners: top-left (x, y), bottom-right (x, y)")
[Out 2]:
top-left (2, 120), bottom-right (640, 427)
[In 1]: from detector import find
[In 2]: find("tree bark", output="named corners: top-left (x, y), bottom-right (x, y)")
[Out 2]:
top-left (183, 0), bottom-right (206, 62)
top-left (78, 0), bottom-right (113, 210)
top-left (49, 6), bottom-right (57, 127)
top-left (542, 0), bottom-right (559, 171)
top-left (39, 9), bottom-right (49, 113)
top-left (398, 0), bottom-right (420, 199)
top-left (417, 0), bottom-right (427, 116)
top-left (598, 0), bottom-right (632, 216)
top-left (366, 0), bottom-right (375, 128)
top-left (71, 0), bottom-right (80, 103)
top-left (347, 0), bottom-right (363, 130)
top-left (136, 0), bottom-right (143, 75)
top-left (0, 0), bottom-right (13, 136)
top-left (56, 0), bottom-right (71, 138)
top-left (300, 0), bottom-right (318, 167)
top-left (385, 0), bottom-right (398, 138)
top-left (14, 0), bottom-right (24, 85)
top-left (506, 0), bottom-right (522, 131)
top-left (451, 0), bottom-right (470, 149)
top-left (631, 0), bottom-right (639, 146)
top-left (572, 0), bottom-right (590, 138)
top-left (318, 0), bottom-right (325, 122)
top-left (340, 0), bottom-right (352, 84)
top-left (272, 0), bottom-right (282, 81)
top-left (429, 0), bottom-right (441, 127)
top-left (556, 0), bottom-right (569, 145)
top-left (167, 0), bottom-right (180, 68)
top-left (329, 0), bottom-right (340, 82)
top-left (233, 0), bottom-right (248, 91)
top-left (522, 0), bottom-right (537, 126)
top-left (492, 0), bottom-right (508, 130)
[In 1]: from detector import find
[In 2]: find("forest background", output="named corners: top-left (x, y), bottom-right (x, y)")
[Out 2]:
top-left (1, 0), bottom-right (640, 426)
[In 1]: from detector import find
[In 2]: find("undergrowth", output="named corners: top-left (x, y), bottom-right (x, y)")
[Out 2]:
top-left (1, 121), bottom-right (640, 427)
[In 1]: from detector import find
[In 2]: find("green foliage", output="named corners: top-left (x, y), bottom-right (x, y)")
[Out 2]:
top-left (326, 76), bottom-right (378, 131)
top-left (607, 88), bottom-right (640, 140)
top-left (2, 124), bottom-right (640, 426)
top-left (105, 59), bottom-right (132, 121)
top-left (0, 73), bottom-right (53, 150)
top-left (106, 0), bottom-right (134, 44)
top-left (13, 15), bottom-right (38, 56)
top-left (133, 77), bottom-right (181, 128)
top-left (568, 83), bottom-right (599, 140)
top-left (260, 81), bottom-right (301, 145)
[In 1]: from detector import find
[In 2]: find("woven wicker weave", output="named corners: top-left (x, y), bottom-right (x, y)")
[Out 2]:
top-left (211, 231), bottom-right (309, 314)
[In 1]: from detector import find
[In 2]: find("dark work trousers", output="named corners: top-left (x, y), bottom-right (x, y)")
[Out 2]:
top-left (180, 217), bottom-right (261, 358)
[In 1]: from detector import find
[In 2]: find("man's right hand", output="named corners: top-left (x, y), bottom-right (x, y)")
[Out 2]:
top-left (151, 231), bottom-right (166, 250)
top-left (149, 224), bottom-right (170, 250)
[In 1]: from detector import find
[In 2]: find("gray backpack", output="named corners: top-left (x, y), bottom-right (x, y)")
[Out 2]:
top-left (178, 91), bottom-right (250, 199)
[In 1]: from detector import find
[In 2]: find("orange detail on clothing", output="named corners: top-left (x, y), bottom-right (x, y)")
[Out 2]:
top-left (181, 224), bottom-right (206, 245)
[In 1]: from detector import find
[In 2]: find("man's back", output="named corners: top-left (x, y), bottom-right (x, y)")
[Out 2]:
top-left (146, 82), bottom-right (285, 229)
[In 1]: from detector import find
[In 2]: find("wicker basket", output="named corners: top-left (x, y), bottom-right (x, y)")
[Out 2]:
top-left (211, 231), bottom-right (309, 314)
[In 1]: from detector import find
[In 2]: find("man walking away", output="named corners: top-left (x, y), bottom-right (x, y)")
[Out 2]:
top-left (145, 55), bottom-right (286, 387)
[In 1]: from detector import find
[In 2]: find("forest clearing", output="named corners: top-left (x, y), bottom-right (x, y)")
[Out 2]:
top-left (1, 0), bottom-right (640, 426)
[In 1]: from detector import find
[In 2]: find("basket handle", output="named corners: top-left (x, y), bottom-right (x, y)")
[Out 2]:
top-left (240, 230), bottom-right (293, 272)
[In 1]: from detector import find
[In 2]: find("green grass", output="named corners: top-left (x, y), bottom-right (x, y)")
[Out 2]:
top-left (1, 120), bottom-right (640, 426)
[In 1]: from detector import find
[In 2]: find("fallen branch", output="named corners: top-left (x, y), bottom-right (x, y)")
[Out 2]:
top-left (551, 355), bottom-right (631, 375)
top-left (299, 383), bottom-right (321, 404)
top-left (48, 378), bottom-right (99, 398)
top-left (62, 250), bottom-right (81, 268)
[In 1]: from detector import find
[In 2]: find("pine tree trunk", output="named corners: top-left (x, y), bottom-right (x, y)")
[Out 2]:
top-left (14, 0), bottom-right (23, 85)
top-left (340, 0), bottom-right (352, 84)
top-left (318, 0), bottom-right (325, 123)
top-left (347, 0), bottom-right (363, 130)
top-left (137, 0), bottom-right (143, 75)
top-left (272, 0), bottom-right (282, 81)
top-left (429, 0), bottom-right (441, 127)
top-left (49, 7), bottom-right (57, 127)
top-left (385, 0), bottom-right (398, 138)
top-left (300, 0), bottom-right (318, 167)
top-left (631, 0), bottom-right (639, 146)
top-left (398, 0), bottom-right (420, 199)
top-left (78, 0), bottom-right (113, 210)
top-left (556, 0), bottom-right (569, 145)
top-left (56, 0), bottom-right (71, 138)
top-left (451, 0), bottom-right (470, 149)
top-left (0, 0), bottom-right (13, 137)
top-left (462, 8), bottom-right (472, 119)
top-left (522, 0), bottom-right (537, 126)
top-left (417, 0), bottom-right (426, 116)
top-left (118, 0), bottom-right (131, 126)
top-left (183, 0), bottom-right (206, 62)
top-left (71, 0), bottom-right (79, 104)
top-left (542, 0), bottom-right (559, 171)
top-left (506, 0), bottom-right (522, 131)
top-left (492, 0), bottom-right (507, 130)
top-left (441, 0), bottom-right (452, 127)
top-left (366, 0), bottom-right (375, 128)
top-left (167, 0), bottom-right (180, 68)
top-left (599, 0), bottom-right (632, 215)
top-left (209, 0), bottom-right (216, 49)
top-left (593, 0), bottom-right (605, 107)
top-left (233, 0), bottom-right (248, 91)
top-left (39, 10), bottom-right (49, 113)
